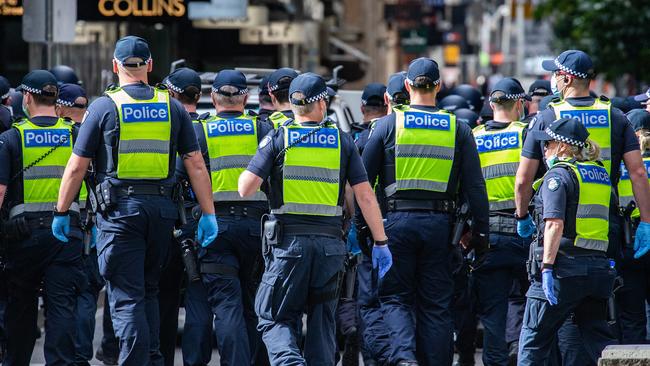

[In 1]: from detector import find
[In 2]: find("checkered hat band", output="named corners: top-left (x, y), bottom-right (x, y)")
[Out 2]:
top-left (20, 85), bottom-right (42, 94)
top-left (56, 99), bottom-right (75, 107)
top-left (545, 127), bottom-right (586, 148)
top-left (291, 90), bottom-right (328, 105)
top-left (117, 58), bottom-right (151, 67)
top-left (165, 80), bottom-right (184, 94)
top-left (554, 58), bottom-right (588, 79)
top-left (406, 78), bottom-right (441, 86)
top-left (1, 92), bottom-right (9, 99)
top-left (211, 87), bottom-right (248, 95)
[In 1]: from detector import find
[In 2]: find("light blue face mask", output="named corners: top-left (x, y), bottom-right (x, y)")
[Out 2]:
top-left (550, 75), bottom-right (559, 96)
top-left (545, 144), bottom-right (560, 168)
top-left (22, 100), bottom-right (30, 119)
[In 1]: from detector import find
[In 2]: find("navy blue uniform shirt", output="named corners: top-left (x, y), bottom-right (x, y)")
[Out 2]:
top-left (0, 116), bottom-right (79, 214)
top-left (74, 82), bottom-right (199, 186)
top-left (523, 96), bottom-right (639, 185)
top-left (361, 105), bottom-right (490, 233)
top-left (246, 121), bottom-right (368, 229)
top-left (0, 105), bottom-right (12, 133)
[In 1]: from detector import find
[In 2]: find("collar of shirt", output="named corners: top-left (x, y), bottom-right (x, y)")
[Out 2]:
top-left (484, 120), bottom-right (511, 130)
top-left (410, 104), bottom-right (440, 112)
top-left (29, 116), bottom-right (60, 127)
top-left (189, 112), bottom-right (199, 120)
top-left (562, 96), bottom-right (596, 107)
top-left (281, 110), bottom-right (294, 118)
top-left (216, 110), bottom-right (244, 119)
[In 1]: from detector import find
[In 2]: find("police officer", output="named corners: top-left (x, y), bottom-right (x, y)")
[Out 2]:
top-left (633, 87), bottom-right (650, 113)
top-left (267, 67), bottom-right (299, 128)
top-left (351, 83), bottom-right (387, 143)
top-left (360, 57), bottom-right (490, 365)
top-left (53, 36), bottom-right (218, 365)
top-left (515, 50), bottom-right (650, 261)
top-left (50, 64), bottom-right (82, 86)
top-left (525, 79), bottom-right (551, 120)
top-left (615, 108), bottom-right (650, 344)
top-left (518, 117), bottom-right (616, 364)
top-left (0, 76), bottom-right (12, 132)
top-left (163, 67), bottom-right (215, 366)
top-left (189, 69), bottom-right (273, 366)
top-left (0, 70), bottom-right (85, 364)
top-left (239, 72), bottom-right (389, 365)
top-left (471, 77), bottom-right (531, 366)
top-left (55, 82), bottom-right (102, 366)
top-left (258, 74), bottom-right (275, 126)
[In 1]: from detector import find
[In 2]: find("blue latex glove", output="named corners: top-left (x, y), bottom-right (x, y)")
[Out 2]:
top-left (198, 213), bottom-right (218, 248)
top-left (517, 214), bottom-right (535, 238)
top-left (633, 222), bottom-right (650, 259)
top-left (372, 244), bottom-right (393, 279)
top-left (90, 226), bottom-right (97, 249)
top-left (52, 214), bottom-right (70, 243)
top-left (542, 269), bottom-right (558, 305)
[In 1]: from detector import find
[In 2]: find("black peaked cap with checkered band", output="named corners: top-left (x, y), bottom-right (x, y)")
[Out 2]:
top-left (17, 70), bottom-right (58, 97)
top-left (532, 117), bottom-right (590, 148)
top-left (490, 77), bottom-right (532, 102)
top-left (542, 50), bottom-right (594, 79)
top-left (56, 83), bottom-right (87, 107)
top-left (164, 67), bottom-right (201, 95)
top-left (289, 73), bottom-right (328, 106)
top-left (212, 69), bottom-right (248, 96)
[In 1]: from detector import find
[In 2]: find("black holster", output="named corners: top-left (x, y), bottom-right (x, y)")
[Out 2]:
top-left (342, 253), bottom-right (361, 300)
top-left (179, 238), bottom-right (201, 283)
top-left (96, 181), bottom-right (117, 213)
top-left (527, 239), bottom-right (543, 282)
top-left (172, 182), bottom-right (187, 226)
top-left (261, 214), bottom-right (281, 255)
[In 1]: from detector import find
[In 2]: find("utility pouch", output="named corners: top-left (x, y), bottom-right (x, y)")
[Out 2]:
top-left (527, 239), bottom-right (542, 281)
top-left (2, 217), bottom-right (31, 243)
top-left (96, 181), bottom-right (117, 212)
top-left (172, 183), bottom-right (187, 226)
top-left (261, 214), bottom-right (281, 255)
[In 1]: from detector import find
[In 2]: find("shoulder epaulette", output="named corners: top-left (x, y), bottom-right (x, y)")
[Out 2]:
top-left (104, 83), bottom-right (119, 93)
top-left (196, 112), bottom-right (210, 122)
top-left (11, 117), bottom-right (28, 127)
top-left (598, 95), bottom-right (610, 102)
top-left (550, 96), bottom-right (562, 104)
top-left (61, 117), bottom-right (74, 126)
top-left (247, 109), bottom-right (258, 117)
top-left (154, 83), bottom-right (168, 91)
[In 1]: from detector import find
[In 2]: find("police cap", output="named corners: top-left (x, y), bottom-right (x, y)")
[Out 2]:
top-left (362, 83), bottom-right (387, 107)
top-left (50, 65), bottom-right (80, 85)
top-left (532, 117), bottom-right (590, 148)
top-left (439, 94), bottom-right (469, 112)
top-left (386, 72), bottom-right (409, 101)
top-left (406, 58), bottom-right (440, 88)
top-left (259, 74), bottom-right (271, 96)
top-left (114, 36), bottom-right (151, 67)
top-left (289, 73), bottom-right (328, 106)
top-left (56, 83), bottom-right (87, 108)
top-left (451, 84), bottom-right (483, 111)
top-left (268, 68), bottom-right (299, 93)
top-left (454, 108), bottom-right (479, 129)
top-left (528, 79), bottom-right (551, 97)
top-left (0, 75), bottom-right (10, 100)
top-left (212, 69), bottom-right (248, 96)
top-left (626, 109), bottom-right (650, 131)
top-left (17, 70), bottom-right (58, 97)
top-left (542, 50), bottom-right (594, 79)
top-left (490, 77), bottom-right (531, 102)
top-left (164, 67), bottom-right (201, 96)
top-left (633, 87), bottom-right (650, 103)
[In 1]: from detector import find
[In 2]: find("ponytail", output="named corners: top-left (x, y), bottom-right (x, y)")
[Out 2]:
top-left (638, 129), bottom-right (650, 153)
top-left (566, 138), bottom-right (600, 162)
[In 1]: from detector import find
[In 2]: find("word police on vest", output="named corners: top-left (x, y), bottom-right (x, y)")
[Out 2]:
top-left (404, 112), bottom-right (451, 130)
top-left (620, 160), bottom-right (650, 180)
top-left (579, 165), bottom-right (611, 185)
top-left (475, 131), bottom-right (519, 153)
top-left (24, 129), bottom-right (70, 148)
top-left (560, 109), bottom-right (609, 128)
top-left (207, 119), bottom-right (255, 137)
top-left (121, 103), bottom-right (169, 123)
top-left (288, 128), bottom-right (339, 148)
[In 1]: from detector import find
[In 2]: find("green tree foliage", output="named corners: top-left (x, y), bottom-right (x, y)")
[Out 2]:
top-left (536, 0), bottom-right (650, 82)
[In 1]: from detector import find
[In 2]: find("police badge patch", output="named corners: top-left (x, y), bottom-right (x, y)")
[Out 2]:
top-left (548, 177), bottom-right (560, 191)
top-left (259, 136), bottom-right (271, 149)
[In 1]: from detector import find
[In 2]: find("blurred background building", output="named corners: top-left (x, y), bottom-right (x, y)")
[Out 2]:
top-left (1, 0), bottom-right (643, 98)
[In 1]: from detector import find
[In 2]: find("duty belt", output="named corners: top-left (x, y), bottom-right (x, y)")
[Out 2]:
top-left (25, 215), bottom-right (80, 230)
top-left (9, 202), bottom-right (80, 220)
top-left (116, 184), bottom-right (174, 197)
top-left (489, 215), bottom-right (517, 235)
top-left (387, 199), bottom-right (455, 213)
top-left (283, 224), bottom-right (343, 239)
top-left (214, 204), bottom-right (267, 218)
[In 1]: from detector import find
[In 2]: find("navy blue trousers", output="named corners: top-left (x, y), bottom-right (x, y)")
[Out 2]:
top-left (378, 211), bottom-right (454, 366)
top-left (518, 255), bottom-right (616, 365)
top-left (472, 233), bottom-right (528, 366)
top-left (357, 255), bottom-right (391, 364)
top-left (97, 195), bottom-right (177, 366)
top-left (256, 234), bottom-right (346, 366)
top-left (5, 226), bottom-right (85, 365)
top-left (74, 249), bottom-right (104, 365)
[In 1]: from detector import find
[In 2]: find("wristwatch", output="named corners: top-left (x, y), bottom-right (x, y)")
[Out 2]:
top-left (542, 262), bottom-right (554, 270)
top-left (374, 239), bottom-right (388, 246)
top-left (514, 213), bottom-right (530, 221)
top-left (53, 206), bottom-right (69, 216)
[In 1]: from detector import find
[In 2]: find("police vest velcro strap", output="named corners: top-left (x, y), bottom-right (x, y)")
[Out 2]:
top-left (481, 162), bottom-right (519, 180)
top-left (209, 155), bottom-right (252, 171)
top-left (107, 87), bottom-right (172, 180)
top-left (23, 165), bottom-right (65, 180)
top-left (10, 202), bottom-right (80, 219)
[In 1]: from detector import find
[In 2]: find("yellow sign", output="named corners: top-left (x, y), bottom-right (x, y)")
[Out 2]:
top-left (98, 0), bottom-right (185, 17)
top-left (444, 44), bottom-right (460, 66)
top-left (0, 0), bottom-right (23, 16)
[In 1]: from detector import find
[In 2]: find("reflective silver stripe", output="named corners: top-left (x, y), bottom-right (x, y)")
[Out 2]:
top-left (576, 204), bottom-right (609, 221)
top-left (284, 166), bottom-right (339, 184)
top-left (384, 180), bottom-right (448, 196)
top-left (575, 238), bottom-right (608, 252)
top-left (396, 144), bottom-right (454, 160)
top-left (119, 140), bottom-right (169, 154)
top-left (10, 202), bottom-right (80, 218)
top-left (619, 196), bottom-right (635, 207)
top-left (489, 200), bottom-right (516, 211)
top-left (23, 165), bottom-right (65, 180)
top-left (601, 148), bottom-right (612, 160)
top-left (482, 162), bottom-right (519, 180)
top-left (79, 200), bottom-right (86, 210)
top-left (272, 203), bottom-right (343, 216)
top-left (213, 191), bottom-right (267, 202)
top-left (210, 155), bottom-right (253, 171)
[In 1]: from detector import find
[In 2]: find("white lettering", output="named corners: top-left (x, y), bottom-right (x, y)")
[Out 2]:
top-left (123, 105), bottom-right (168, 121)
top-left (405, 113), bottom-right (449, 128)
top-left (25, 131), bottom-right (68, 145)
top-left (289, 130), bottom-right (337, 145)
top-left (208, 120), bottom-right (254, 135)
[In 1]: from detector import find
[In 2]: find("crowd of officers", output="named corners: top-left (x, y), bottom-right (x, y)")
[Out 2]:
top-left (0, 35), bottom-right (648, 366)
